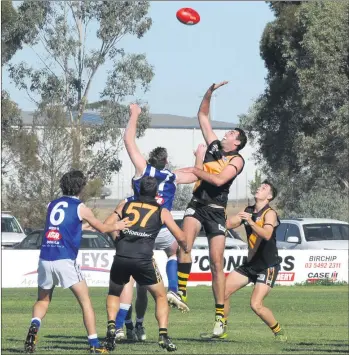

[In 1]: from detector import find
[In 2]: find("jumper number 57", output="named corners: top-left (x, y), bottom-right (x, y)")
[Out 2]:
top-left (126, 202), bottom-right (158, 227)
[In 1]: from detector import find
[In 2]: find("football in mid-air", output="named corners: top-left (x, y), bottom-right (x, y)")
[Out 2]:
top-left (176, 8), bottom-right (200, 25)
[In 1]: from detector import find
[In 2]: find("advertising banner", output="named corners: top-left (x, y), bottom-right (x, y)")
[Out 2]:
top-left (1, 250), bottom-right (347, 288)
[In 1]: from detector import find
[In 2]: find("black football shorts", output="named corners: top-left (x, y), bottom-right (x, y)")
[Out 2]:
top-left (110, 255), bottom-right (162, 286)
top-left (235, 263), bottom-right (280, 288)
top-left (184, 199), bottom-right (227, 238)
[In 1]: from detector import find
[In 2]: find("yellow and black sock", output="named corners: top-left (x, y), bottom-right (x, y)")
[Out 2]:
top-left (159, 328), bottom-right (168, 337)
top-left (177, 262), bottom-right (192, 297)
top-left (215, 304), bottom-right (224, 318)
top-left (270, 322), bottom-right (281, 334)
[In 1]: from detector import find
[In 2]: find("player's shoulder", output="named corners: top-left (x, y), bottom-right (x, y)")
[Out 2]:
top-left (265, 207), bottom-right (278, 218)
top-left (58, 195), bottom-right (81, 203)
top-left (228, 151), bottom-right (244, 164)
top-left (244, 205), bottom-right (254, 213)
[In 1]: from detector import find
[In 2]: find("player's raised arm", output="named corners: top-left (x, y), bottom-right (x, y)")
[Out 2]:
top-left (123, 104), bottom-right (147, 177)
top-left (198, 82), bottom-right (228, 145)
top-left (161, 208), bottom-right (188, 252)
top-left (79, 204), bottom-right (130, 234)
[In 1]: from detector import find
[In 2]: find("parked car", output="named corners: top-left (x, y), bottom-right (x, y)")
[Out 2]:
top-left (13, 229), bottom-right (115, 250)
top-left (1, 212), bottom-right (27, 247)
top-left (276, 218), bottom-right (349, 250)
top-left (169, 211), bottom-right (248, 250)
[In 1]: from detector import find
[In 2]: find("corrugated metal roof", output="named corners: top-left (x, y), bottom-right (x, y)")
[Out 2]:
top-left (20, 111), bottom-right (236, 130)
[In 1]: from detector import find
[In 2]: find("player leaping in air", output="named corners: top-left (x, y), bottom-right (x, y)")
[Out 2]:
top-left (105, 103), bottom-right (200, 343)
top-left (167, 81), bottom-right (247, 339)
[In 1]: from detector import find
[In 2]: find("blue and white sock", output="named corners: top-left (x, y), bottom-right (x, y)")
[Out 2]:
top-left (115, 303), bottom-right (131, 329)
top-left (166, 255), bottom-right (178, 293)
top-left (30, 317), bottom-right (41, 329)
top-left (88, 334), bottom-right (100, 348)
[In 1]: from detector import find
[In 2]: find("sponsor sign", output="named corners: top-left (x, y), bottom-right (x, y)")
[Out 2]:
top-left (188, 251), bottom-right (296, 285)
top-left (1, 250), bottom-right (347, 288)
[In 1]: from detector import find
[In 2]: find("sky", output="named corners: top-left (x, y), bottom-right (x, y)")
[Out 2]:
top-left (3, 1), bottom-right (275, 124)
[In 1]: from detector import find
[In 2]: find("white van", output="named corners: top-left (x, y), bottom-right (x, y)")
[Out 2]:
top-left (276, 218), bottom-right (349, 250)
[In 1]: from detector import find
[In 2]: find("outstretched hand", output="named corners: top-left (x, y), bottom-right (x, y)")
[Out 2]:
top-left (209, 81), bottom-right (229, 92)
top-left (194, 143), bottom-right (207, 160)
top-left (129, 103), bottom-right (141, 117)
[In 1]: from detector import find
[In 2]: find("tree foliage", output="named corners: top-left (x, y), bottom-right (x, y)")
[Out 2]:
top-left (7, 0), bottom-right (154, 176)
top-left (165, 163), bottom-right (193, 210)
top-left (1, 0), bottom-right (49, 65)
top-left (172, 184), bottom-right (193, 211)
top-left (1, 91), bottom-right (38, 177)
top-left (240, 0), bottom-right (349, 220)
top-left (249, 170), bottom-right (262, 196)
top-left (3, 1), bottom-right (155, 225)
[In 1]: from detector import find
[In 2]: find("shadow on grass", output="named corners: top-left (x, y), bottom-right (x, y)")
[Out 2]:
top-left (1, 348), bottom-right (25, 354)
top-left (175, 337), bottom-right (237, 343)
top-left (43, 334), bottom-right (86, 340)
top-left (285, 348), bottom-right (348, 354)
top-left (296, 342), bottom-right (349, 348)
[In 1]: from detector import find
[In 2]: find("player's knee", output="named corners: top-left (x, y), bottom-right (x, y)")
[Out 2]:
top-left (179, 245), bottom-right (192, 256)
top-left (156, 292), bottom-right (167, 305)
top-left (210, 260), bottom-right (224, 275)
top-left (250, 300), bottom-right (263, 314)
top-left (166, 242), bottom-right (178, 257)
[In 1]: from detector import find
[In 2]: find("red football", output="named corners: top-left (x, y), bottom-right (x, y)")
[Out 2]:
top-left (176, 8), bottom-right (200, 25)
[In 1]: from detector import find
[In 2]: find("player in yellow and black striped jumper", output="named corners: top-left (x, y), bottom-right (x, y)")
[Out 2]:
top-left (167, 81), bottom-right (247, 338)
top-left (222, 181), bottom-right (287, 341)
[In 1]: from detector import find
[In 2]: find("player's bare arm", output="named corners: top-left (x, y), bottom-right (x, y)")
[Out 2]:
top-left (174, 170), bottom-right (198, 184)
top-left (123, 103), bottom-right (147, 177)
top-left (226, 214), bottom-right (243, 229)
top-left (104, 201), bottom-right (126, 239)
top-left (79, 204), bottom-right (130, 234)
top-left (161, 208), bottom-right (188, 252)
top-left (198, 82), bottom-right (228, 145)
top-left (179, 155), bottom-right (244, 187)
top-left (173, 144), bottom-right (207, 184)
top-left (238, 209), bottom-right (277, 240)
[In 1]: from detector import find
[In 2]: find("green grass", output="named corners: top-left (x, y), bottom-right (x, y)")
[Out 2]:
top-left (2, 286), bottom-right (348, 354)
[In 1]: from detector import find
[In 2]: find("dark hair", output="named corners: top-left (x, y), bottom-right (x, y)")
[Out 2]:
top-left (60, 170), bottom-right (87, 196)
top-left (140, 176), bottom-right (158, 197)
top-left (148, 147), bottom-right (168, 170)
top-left (262, 179), bottom-right (278, 201)
top-left (234, 128), bottom-right (247, 151)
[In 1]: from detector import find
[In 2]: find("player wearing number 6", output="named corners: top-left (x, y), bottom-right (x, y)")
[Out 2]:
top-left (24, 170), bottom-right (130, 354)
top-left (104, 176), bottom-right (188, 352)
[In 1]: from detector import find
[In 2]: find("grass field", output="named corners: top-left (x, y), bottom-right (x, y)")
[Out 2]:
top-left (2, 286), bottom-right (348, 354)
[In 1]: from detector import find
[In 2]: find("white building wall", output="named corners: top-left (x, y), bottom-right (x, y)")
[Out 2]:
top-left (3, 126), bottom-right (259, 201)
top-left (108, 128), bottom-right (258, 200)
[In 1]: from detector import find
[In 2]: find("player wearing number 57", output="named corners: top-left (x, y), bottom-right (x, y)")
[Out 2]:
top-left (104, 176), bottom-right (188, 353)
top-left (24, 170), bottom-right (130, 354)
